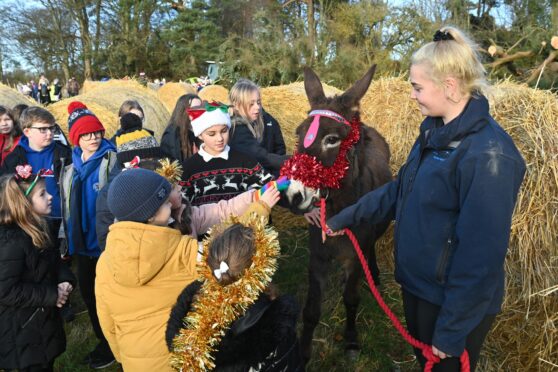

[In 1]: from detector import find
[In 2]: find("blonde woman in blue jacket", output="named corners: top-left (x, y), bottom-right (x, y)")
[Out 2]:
top-left (325, 27), bottom-right (526, 371)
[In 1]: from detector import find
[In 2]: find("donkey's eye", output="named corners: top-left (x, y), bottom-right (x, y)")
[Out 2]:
top-left (326, 136), bottom-right (339, 145)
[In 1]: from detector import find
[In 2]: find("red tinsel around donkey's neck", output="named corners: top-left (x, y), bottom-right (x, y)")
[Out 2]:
top-left (280, 115), bottom-right (361, 190)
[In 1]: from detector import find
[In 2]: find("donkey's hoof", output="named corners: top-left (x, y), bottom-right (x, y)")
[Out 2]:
top-left (345, 349), bottom-right (360, 363)
top-left (344, 343), bottom-right (360, 361)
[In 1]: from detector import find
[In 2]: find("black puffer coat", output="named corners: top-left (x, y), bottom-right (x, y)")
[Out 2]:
top-left (0, 223), bottom-right (76, 369)
top-left (166, 281), bottom-right (304, 372)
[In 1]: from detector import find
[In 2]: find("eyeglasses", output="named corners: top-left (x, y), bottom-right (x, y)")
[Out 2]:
top-left (29, 125), bottom-right (57, 134)
top-left (80, 131), bottom-right (104, 140)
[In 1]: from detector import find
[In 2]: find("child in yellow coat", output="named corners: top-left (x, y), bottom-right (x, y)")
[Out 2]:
top-left (95, 168), bottom-right (280, 372)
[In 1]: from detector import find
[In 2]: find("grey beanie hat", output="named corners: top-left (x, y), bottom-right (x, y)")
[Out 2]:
top-left (108, 168), bottom-right (171, 222)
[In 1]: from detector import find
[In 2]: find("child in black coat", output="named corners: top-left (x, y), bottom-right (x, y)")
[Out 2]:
top-left (166, 215), bottom-right (303, 371)
top-left (0, 166), bottom-right (76, 371)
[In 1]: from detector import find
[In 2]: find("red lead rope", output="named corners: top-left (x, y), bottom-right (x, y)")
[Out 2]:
top-left (319, 198), bottom-right (470, 372)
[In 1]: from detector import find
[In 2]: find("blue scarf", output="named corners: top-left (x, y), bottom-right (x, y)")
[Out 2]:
top-left (68, 139), bottom-right (115, 256)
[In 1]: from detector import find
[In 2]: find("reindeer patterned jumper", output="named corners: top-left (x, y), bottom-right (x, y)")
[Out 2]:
top-left (181, 145), bottom-right (273, 206)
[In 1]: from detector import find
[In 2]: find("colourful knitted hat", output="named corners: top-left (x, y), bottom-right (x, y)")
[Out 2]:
top-left (67, 101), bottom-right (105, 145)
top-left (115, 127), bottom-right (164, 164)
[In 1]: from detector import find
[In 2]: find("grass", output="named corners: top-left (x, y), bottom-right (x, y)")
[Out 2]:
top-left (55, 221), bottom-right (419, 372)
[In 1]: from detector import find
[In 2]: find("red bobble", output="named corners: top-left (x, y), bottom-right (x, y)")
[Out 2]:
top-left (67, 101), bottom-right (87, 114)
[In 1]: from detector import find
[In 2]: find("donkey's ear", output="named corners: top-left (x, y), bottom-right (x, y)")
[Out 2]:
top-left (340, 64), bottom-right (377, 107)
top-left (304, 67), bottom-right (326, 106)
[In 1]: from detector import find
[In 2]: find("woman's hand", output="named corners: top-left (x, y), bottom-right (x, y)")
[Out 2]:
top-left (321, 224), bottom-right (345, 243)
top-left (259, 187), bottom-right (281, 209)
top-left (303, 208), bottom-right (321, 226)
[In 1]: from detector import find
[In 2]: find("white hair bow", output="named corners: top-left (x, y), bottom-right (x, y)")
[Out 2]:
top-left (213, 261), bottom-right (229, 280)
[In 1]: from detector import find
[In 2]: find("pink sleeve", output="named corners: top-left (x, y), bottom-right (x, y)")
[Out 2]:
top-left (190, 190), bottom-right (255, 235)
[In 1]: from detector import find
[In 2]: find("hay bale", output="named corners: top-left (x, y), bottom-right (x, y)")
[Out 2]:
top-left (261, 82), bottom-right (342, 152)
top-left (364, 77), bottom-right (557, 371)
top-left (157, 82), bottom-right (198, 112)
top-left (82, 79), bottom-right (149, 95)
top-left (48, 81), bottom-right (170, 140)
top-left (198, 85), bottom-right (229, 104)
top-left (0, 83), bottom-right (37, 108)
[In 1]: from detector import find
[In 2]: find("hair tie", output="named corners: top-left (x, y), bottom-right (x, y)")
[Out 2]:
top-left (213, 261), bottom-right (229, 280)
top-left (433, 30), bottom-right (454, 42)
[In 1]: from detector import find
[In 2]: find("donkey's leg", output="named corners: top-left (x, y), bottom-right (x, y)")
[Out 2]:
top-left (343, 257), bottom-right (363, 358)
top-left (300, 229), bottom-right (330, 364)
top-left (367, 238), bottom-right (381, 286)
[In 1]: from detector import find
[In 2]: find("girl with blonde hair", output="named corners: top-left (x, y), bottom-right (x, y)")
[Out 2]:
top-left (228, 79), bottom-right (288, 176)
top-left (324, 26), bottom-right (526, 371)
top-left (0, 167), bottom-right (75, 372)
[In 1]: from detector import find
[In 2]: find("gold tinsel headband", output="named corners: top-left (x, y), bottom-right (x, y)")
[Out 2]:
top-left (170, 213), bottom-right (280, 371)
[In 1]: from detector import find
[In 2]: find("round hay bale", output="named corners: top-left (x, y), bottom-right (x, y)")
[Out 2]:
top-left (48, 81), bottom-right (170, 141)
top-left (364, 76), bottom-right (557, 371)
top-left (261, 82), bottom-right (342, 152)
top-left (0, 83), bottom-right (37, 108)
top-left (49, 98), bottom-right (119, 138)
top-left (157, 82), bottom-right (198, 112)
top-left (198, 85), bottom-right (229, 104)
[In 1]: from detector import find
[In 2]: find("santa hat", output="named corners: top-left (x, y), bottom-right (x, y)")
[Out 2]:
top-left (67, 101), bottom-right (105, 145)
top-left (188, 102), bottom-right (231, 137)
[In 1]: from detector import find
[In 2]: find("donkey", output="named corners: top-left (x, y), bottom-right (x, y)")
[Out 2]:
top-left (284, 65), bottom-right (392, 362)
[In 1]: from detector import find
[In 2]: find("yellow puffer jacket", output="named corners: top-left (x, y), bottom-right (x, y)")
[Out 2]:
top-left (95, 201), bottom-right (270, 372)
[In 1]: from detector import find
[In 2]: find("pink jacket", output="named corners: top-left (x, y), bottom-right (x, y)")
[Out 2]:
top-left (189, 190), bottom-right (255, 238)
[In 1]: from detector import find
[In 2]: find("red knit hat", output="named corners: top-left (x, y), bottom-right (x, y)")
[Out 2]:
top-left (67, 101), bottom-right (105, 145)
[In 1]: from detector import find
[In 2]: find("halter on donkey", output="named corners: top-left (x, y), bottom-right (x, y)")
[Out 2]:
top-left (281, 106), bottom-right (471, 372)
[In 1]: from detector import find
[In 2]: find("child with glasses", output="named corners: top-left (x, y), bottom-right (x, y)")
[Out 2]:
top-left (60, 101), bottom-right (118, 369)
top-left (0, 107), bottom-right (72, 242)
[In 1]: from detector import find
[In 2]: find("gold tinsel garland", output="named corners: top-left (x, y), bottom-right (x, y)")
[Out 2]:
top-left (170, 213), bottom-right (280, 371)
top-left (156, 158), bottom-right (183, 185)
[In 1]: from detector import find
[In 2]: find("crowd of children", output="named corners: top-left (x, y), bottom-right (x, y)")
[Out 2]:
top-left (0, 26), bottom-right (526, 372)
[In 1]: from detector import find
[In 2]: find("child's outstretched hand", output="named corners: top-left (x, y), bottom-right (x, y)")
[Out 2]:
top-left (259, 186), bottom-right (281, 209)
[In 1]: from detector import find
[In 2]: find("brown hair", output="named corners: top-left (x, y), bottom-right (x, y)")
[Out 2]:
top-left (229, 79), bottom-right (264, 141)
top-left (168, 94), bottom-right (201, 159)
top-left (0, 106), bottom-right (22, 153)
top-left (118, 100), bottom-right (145, 118)
top-left (207, 223), bottom-right (255, 286)
top-left (19, 106), bottom-right (55, 129)
top-left (0, 175), bottom-right (51, 248)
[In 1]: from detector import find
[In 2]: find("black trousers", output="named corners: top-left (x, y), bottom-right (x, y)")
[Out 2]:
top-left (76, 255), bottom-right (109, 347)
top-left (402, 289), bottom-right (495, 372)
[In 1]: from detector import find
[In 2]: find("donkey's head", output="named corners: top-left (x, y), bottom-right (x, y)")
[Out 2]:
top-left (285, 65), bottom-right (376, 213)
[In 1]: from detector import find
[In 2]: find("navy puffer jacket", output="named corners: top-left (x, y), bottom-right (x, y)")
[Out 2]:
top-left (327, 95), bottom-right (526, 356)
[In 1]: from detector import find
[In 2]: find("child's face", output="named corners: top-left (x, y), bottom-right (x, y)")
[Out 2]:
top-left (0, 114), bottom-right (14, 134)
top-left (169, 184), bottom-right (182, 210)
top-left (78, 131), bottom-right (103, 154)
top-left (30, 182), bottom-right (52, 216)
top-left (23, 121), bottom-right (55, 149)
top-left (149, 199), bottom-right (172, 226)
top-left (199, 124), bottom-right (229, 156)
top-left (245, 91), bottom-right (261, 122)
top-left (409, 64), bottom-right (449, 119)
